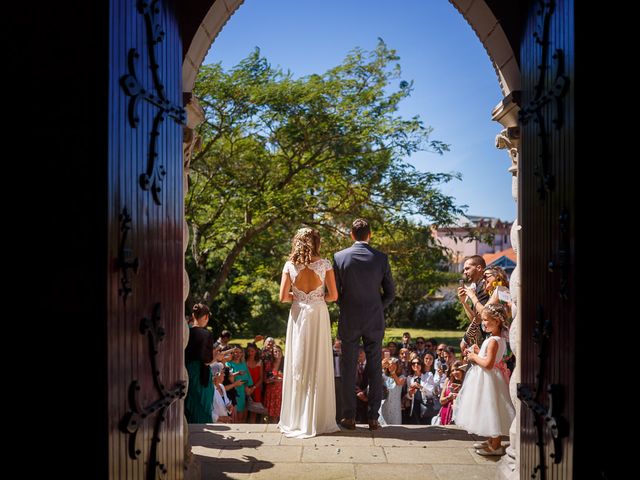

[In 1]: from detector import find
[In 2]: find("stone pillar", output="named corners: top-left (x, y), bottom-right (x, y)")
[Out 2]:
top-left (490, 91), bottom-right (520, 480)
top-left (494, 124), bottom-right (521, 480)
top-left (182, 95), bottom-right (205, 480)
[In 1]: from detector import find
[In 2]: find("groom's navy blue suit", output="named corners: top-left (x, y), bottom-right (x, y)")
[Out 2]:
top-left (333, 242), bottom-right (395, 422)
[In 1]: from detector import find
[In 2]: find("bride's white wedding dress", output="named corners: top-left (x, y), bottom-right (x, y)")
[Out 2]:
top-left (278, 259), bottom-right (340, 438)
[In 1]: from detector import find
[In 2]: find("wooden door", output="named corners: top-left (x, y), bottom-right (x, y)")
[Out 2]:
top-left (108, 0), bottom-right (186, 478)
top-left (518, 0), bottom-right (575, 478)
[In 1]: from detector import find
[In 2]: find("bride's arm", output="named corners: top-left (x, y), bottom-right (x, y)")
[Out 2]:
top-left (324, 269), bottom-right (338, 302)
top-left (279, 271), bottom-right (293, 303)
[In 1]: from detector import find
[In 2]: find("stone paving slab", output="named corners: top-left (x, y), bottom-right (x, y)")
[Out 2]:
top-left (383, 446), bottom-right (477, 464)
top-left (293, 434), bottom-right (376, 447)
top-left (356, 463), bottom-right (439, 479)
top-left (302, 445), bottom-right (387, 463)
top-left (190, 424), bottom-right (501, 479)
top-left (433, 464), bottom-right (499, 480)
top-left (218, 445), bottom-right (303, 463)
top-left (250, 462), bottom-right (355, 479)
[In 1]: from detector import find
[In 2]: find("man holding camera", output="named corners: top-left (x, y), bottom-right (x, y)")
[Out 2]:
top-left (457, 256), bottom-right (490, 355)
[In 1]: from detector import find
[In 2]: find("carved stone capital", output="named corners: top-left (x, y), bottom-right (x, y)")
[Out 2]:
top-left (496, 127), bottom-right (520, 175)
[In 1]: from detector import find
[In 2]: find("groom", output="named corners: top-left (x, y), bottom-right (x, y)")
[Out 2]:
top-left (333, 218), bottom-right (395, 430)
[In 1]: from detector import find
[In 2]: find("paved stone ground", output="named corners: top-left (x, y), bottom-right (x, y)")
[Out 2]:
top-left (189, 423), bottom-right (507, 479)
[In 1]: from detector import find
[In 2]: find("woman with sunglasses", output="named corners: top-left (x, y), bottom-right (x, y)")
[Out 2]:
top-left (463, 266), bottom-right (511, 324)
top-left (404, 359), bottom-right (437, 424)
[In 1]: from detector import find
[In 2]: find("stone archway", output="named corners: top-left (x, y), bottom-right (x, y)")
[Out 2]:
top-left (182, 1), bottom-right (520, 97)
top-left (180, 2), bottom-right (523, 479)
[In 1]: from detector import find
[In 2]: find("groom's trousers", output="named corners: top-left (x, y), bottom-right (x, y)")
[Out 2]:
top-left (340, 333), bottom-right (383, 421)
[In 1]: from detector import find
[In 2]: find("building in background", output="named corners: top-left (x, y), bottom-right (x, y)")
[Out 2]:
top-left (434, 215), bottom-right (512, 272)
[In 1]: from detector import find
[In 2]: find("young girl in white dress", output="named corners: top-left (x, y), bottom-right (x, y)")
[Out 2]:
top-left (453, 303), bottom-right (515, 456)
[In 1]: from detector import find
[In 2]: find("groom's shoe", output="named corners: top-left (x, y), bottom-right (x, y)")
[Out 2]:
top-left (368, 419), bottom-right (381, 431)
top-left (339, 418), bottom-right (356, 430)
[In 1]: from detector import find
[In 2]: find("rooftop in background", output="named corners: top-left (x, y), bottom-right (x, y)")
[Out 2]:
top-left (434, 215), bottom-right (513, 272)
top-left (483, 247), bottom-right (516, 276)
top-left (445, 214), bottom-right (512, 229)
top-left (483, 247), bottom-right (516, 266)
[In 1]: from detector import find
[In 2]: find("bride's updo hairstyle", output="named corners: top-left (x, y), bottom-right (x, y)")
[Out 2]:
top-left (289, 227), bottom-right (320, 265)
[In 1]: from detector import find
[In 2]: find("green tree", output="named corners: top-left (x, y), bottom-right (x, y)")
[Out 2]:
top-left (186, 40), bottom-right (464, 331)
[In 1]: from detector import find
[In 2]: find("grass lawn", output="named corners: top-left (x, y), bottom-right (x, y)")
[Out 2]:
top-left (384, 327), bottom-right (464, 346)
top-left (231, 327), bottom-right (464, 352)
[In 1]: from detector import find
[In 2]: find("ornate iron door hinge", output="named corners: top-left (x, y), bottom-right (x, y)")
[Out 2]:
top-left (116, 207), bottom-right (139, 300)
top-left (119, 303), bottom-right (186, 479)
top-left (120, 0), bottom-right (186, 205)
top-left (518, 0), bottom-right (570, 200)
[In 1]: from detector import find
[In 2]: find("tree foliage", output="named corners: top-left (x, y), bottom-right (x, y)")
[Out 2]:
top-left (186, 40), bottom-right (464, 335)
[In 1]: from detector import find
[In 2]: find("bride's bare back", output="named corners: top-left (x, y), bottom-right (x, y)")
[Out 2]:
top-left (291, 259), bottom-right (323, 293)
top-left (279, 258), bottom-right (338, 303)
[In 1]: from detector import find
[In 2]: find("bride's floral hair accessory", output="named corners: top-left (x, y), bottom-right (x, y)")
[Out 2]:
top-left (289, 227), bottom-right (321, 265)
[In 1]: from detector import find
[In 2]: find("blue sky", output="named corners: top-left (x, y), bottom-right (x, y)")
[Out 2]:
top-left (203, 0), bottom-right (515, 222)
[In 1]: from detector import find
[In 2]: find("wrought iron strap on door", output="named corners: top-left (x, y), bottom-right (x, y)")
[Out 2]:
top-left (518, 305), bottom-right (568, 479)
top-left (117, 207), bottom-right (139, 300)
top-left (518, 0), bottom-right (569, 200)
top-left (548, 209), bottom-right (570, 300)
top-left (120, 0), bottom-right (186, 205)
top-left (119, 303), bottom-right (186, 480)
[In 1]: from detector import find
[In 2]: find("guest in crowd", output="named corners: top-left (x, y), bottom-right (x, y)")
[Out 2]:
top-left (379, 357), bottom-right (405, 425)
top-left (184, 304), bottom-right (215, 423)
top-left (333, 338), bottom-right (343, 423)
top-left (245, 342), bottom-right (265, 422)
top-left (226, 346), bottom-right (255, 423)
top-left (405, 358), bottom-right (437, 424)
top-left (211, 362), bottom-right (234, 423)
top-left (217, 330), bottom-right (232, 349)
top-left (264, 344), bottom-right (284, 423)
top-left (457, 255), bottom-right (490, 353)
top-left (439, 361), bottom-right (465, 425)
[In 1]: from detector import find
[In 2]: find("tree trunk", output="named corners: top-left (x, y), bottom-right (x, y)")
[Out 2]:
top-left (206, 218), bottom-right (276, 300)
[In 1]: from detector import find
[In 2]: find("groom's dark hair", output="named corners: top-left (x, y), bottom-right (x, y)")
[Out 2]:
top-left (351, 218), bottom-right (370, 241)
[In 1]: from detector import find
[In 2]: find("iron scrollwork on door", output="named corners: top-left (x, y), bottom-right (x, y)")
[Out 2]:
top-left (518, 305), bottom-right (568, 479)
top-left (547, 209), bottom-right (570, 300)
top-left (119, 303), bottom-right (186, 479)
top-left (518, 0), bottom-right (569, 200)
top-left (120, 0), bottom-right (186, 205)
top-left (117, 207), bottom-right (139, 300)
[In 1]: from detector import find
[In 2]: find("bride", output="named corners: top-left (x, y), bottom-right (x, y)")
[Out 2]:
top-left (277, 227), bottom-right (340, 438)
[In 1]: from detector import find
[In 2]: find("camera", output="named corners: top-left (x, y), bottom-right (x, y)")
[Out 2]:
top-left (441, 363), bottom-right (448, 373)
top-left (415, 377), bottom-right (421, 385)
